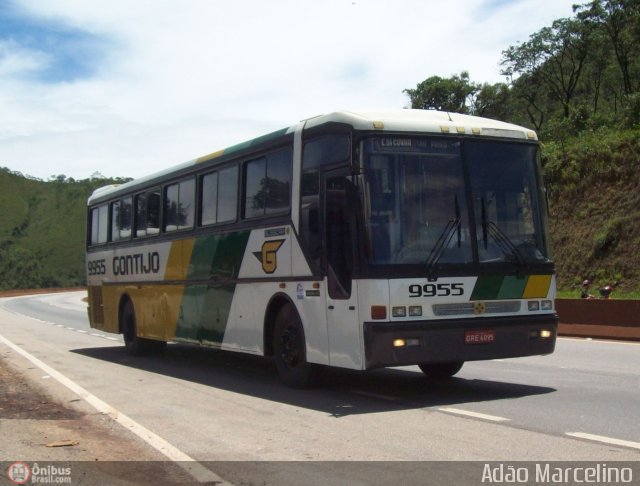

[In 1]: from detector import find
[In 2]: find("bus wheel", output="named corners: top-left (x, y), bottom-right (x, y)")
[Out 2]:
top-left (122, 300), bottom-right (149, 356)
top-left (418, 361), bottom-right (464, 379)
top-left (273, 304), bottom-right (313, 388)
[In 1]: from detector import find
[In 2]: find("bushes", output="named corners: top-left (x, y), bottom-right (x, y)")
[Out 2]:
top-left (544, 127), bottom-right (640, 293)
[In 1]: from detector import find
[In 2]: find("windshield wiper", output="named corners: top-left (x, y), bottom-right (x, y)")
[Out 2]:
top-left (480, 199), bottom-right (527, 271)
top-left (426, 196), bottom-right (461, 277)
top-left (486, 222), bottom-right (526, 268)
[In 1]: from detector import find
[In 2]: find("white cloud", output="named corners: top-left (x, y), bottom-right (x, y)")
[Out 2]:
top-left (0, 0), bottom-right (577, 180)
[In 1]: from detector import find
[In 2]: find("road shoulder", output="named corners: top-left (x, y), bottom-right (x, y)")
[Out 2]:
top-left (0, 347), bottom-right (198, 484)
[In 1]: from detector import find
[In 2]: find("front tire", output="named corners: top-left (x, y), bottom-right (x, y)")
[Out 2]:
top-left (273, 304), bottom-right (314, 388)
top-left (418, 361), bottom-right (464, 379)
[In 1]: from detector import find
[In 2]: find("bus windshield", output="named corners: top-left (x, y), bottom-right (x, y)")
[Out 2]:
top-left (361, 136), bottom-right (549, 269)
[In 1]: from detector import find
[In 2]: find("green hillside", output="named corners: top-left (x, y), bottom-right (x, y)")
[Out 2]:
top-left (543, 127), bottom-right (640, 296)
top-left (0, 169), bottom-right (128, 289)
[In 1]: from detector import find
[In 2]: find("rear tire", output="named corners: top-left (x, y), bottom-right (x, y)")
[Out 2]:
top-left (122, 300), bottom-right (152, 356)
top-left (273, 304), bottom-right (314, 388)
top-left (418, 361), bottom-right (464, 379)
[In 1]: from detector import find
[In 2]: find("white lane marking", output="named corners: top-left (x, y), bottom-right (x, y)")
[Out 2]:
top-left (438, 407), bottom-right (510, 422)
top-left (0, 332), bottom-right (230, 485)
top-left (566, 432), bottom-right (640, 451)
top-left (0, 297), bottom-right (118, 342)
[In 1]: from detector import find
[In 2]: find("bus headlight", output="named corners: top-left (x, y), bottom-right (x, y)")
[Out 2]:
top-left (408, 306), bottom-right (423, 317)
top-left (541, 300), bottom-right (553, 311)
top-left (392, 306), bottom-right (407, 318)
top-left (527, 301), bottom-right (540, 311)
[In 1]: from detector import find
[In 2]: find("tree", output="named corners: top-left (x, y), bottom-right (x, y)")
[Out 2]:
top-left (472, 82), bottom-right (512, 120)
top-left (576, 0), bottom-right (640, 95)
top-left (404, 72), bottom-right (478, 113)
top-left (0, 243), bottom-right (43, 290)
top-left (501, 18), bottom-right (592, 118)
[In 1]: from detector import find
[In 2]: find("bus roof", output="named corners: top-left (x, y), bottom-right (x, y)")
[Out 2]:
top-left (88, 109), bottom-right (537, 205)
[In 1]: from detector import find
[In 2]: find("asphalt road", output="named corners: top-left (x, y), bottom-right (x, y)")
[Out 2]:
top-left (1, 291), bottom-right (639, 485)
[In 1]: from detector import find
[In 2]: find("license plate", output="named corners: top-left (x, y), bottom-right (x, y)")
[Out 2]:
top-left (464, 329), bottom-right (495, 345)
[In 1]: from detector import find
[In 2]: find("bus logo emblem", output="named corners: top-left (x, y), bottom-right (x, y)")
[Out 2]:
top-left (254, 239), bottom-right (285, 274)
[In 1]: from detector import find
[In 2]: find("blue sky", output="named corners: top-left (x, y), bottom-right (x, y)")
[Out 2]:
top-left (0, 3), bottom-right (107, 82)
top-left (0, 0), bottom-right (578, 180)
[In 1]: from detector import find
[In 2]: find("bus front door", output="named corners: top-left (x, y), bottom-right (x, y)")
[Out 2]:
top-left (324, 171), bottom-right (362, 369)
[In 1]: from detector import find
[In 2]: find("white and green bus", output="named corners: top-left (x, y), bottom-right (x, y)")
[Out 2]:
top-left (86, 110), bottom-right (558, 387)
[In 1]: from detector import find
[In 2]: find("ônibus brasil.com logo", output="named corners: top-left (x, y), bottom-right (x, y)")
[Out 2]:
top-left (7, 462), bottom-right (72, 484)
top-left (7, 462), bottom-right (30, 484)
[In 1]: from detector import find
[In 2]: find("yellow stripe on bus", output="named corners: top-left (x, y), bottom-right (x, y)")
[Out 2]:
top-left (523, 275), bottom-right (552, 298)
top-left (165, 239), bottom-right (196, 281)
top-left (196, 149), bottom-right (224, 164)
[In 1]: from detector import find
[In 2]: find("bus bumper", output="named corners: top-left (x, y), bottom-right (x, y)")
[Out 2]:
top-left (363, 314), bottom-right (558, 369)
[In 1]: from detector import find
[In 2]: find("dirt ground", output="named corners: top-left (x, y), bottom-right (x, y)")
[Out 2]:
top-left (0, 350), bottom-right (212, 485)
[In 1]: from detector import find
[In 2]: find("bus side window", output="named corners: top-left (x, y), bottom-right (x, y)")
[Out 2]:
top-left (164, 179), bottom-right (195, 232)
top-left (218, 165), bottom-right (238, 223)
top-left (135, 193), bottom-right (147, 237)
top-left (120, 197), bottom-right (132, 239)
top-left (146, 190), bottom-right (161, 234)
top-left (111, 197), bottom-right (132, 242)
top-left (110, 200), bottom-right (121, 242)
top-left (201, 172), bottom-right (219, 225)
top-left (243, 147), bottom-right (292, 219)
top-left (90, 204), bottom-right (108, 245)
top-left (201, 165), bottom-right (238, 226)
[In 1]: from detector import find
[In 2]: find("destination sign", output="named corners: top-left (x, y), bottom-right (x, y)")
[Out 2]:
top-left (373, 137), bottom-right (460, 154)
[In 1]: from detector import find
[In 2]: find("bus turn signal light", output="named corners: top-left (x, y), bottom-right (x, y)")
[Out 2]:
top-left (371, 305), bottom-right (387, 320)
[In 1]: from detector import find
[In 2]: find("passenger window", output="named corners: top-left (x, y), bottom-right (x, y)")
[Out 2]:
top-left (201, 172), bottom-right (219, 226)
top-left (135, 190), bottom-right (161, 237)
top-left (243, 147), bottom-right (292, 218)
top-left (90, 205), bottom-right (108, 245)
top-left (146, 190), bottom-right (160, 234)
top-left (135, 193), bottom-right (147, 237)
top-left (164, 179), bottom-right (195, 231)
top-left (120, 197), bottom-right (132, 239)
top-left (201, 165), bottom-right (238, 226)
top-left (218, 166), bottom-right (238, 222)
top-left (111, 198), bottom-right (132, 242)
top-left (244, 158), bottom-right (266, 218)
top-left (110, 201), bottom-right (121, 242)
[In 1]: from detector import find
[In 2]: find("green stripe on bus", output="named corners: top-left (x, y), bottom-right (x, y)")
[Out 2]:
top-left (187, 231), bottom-right (251, 280)
top-left (471, 275), bottom-right (504, 300)
top-left (221, 127), bottom-right (290, 159)
top-left (497, 275), bottom-right (528, 299)
top-left (175, 283), bottom-right (236, 343)
top-left (175, 230), bottom-right (251, 343)
top-left (471, 275), bottom-right (542, 300)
